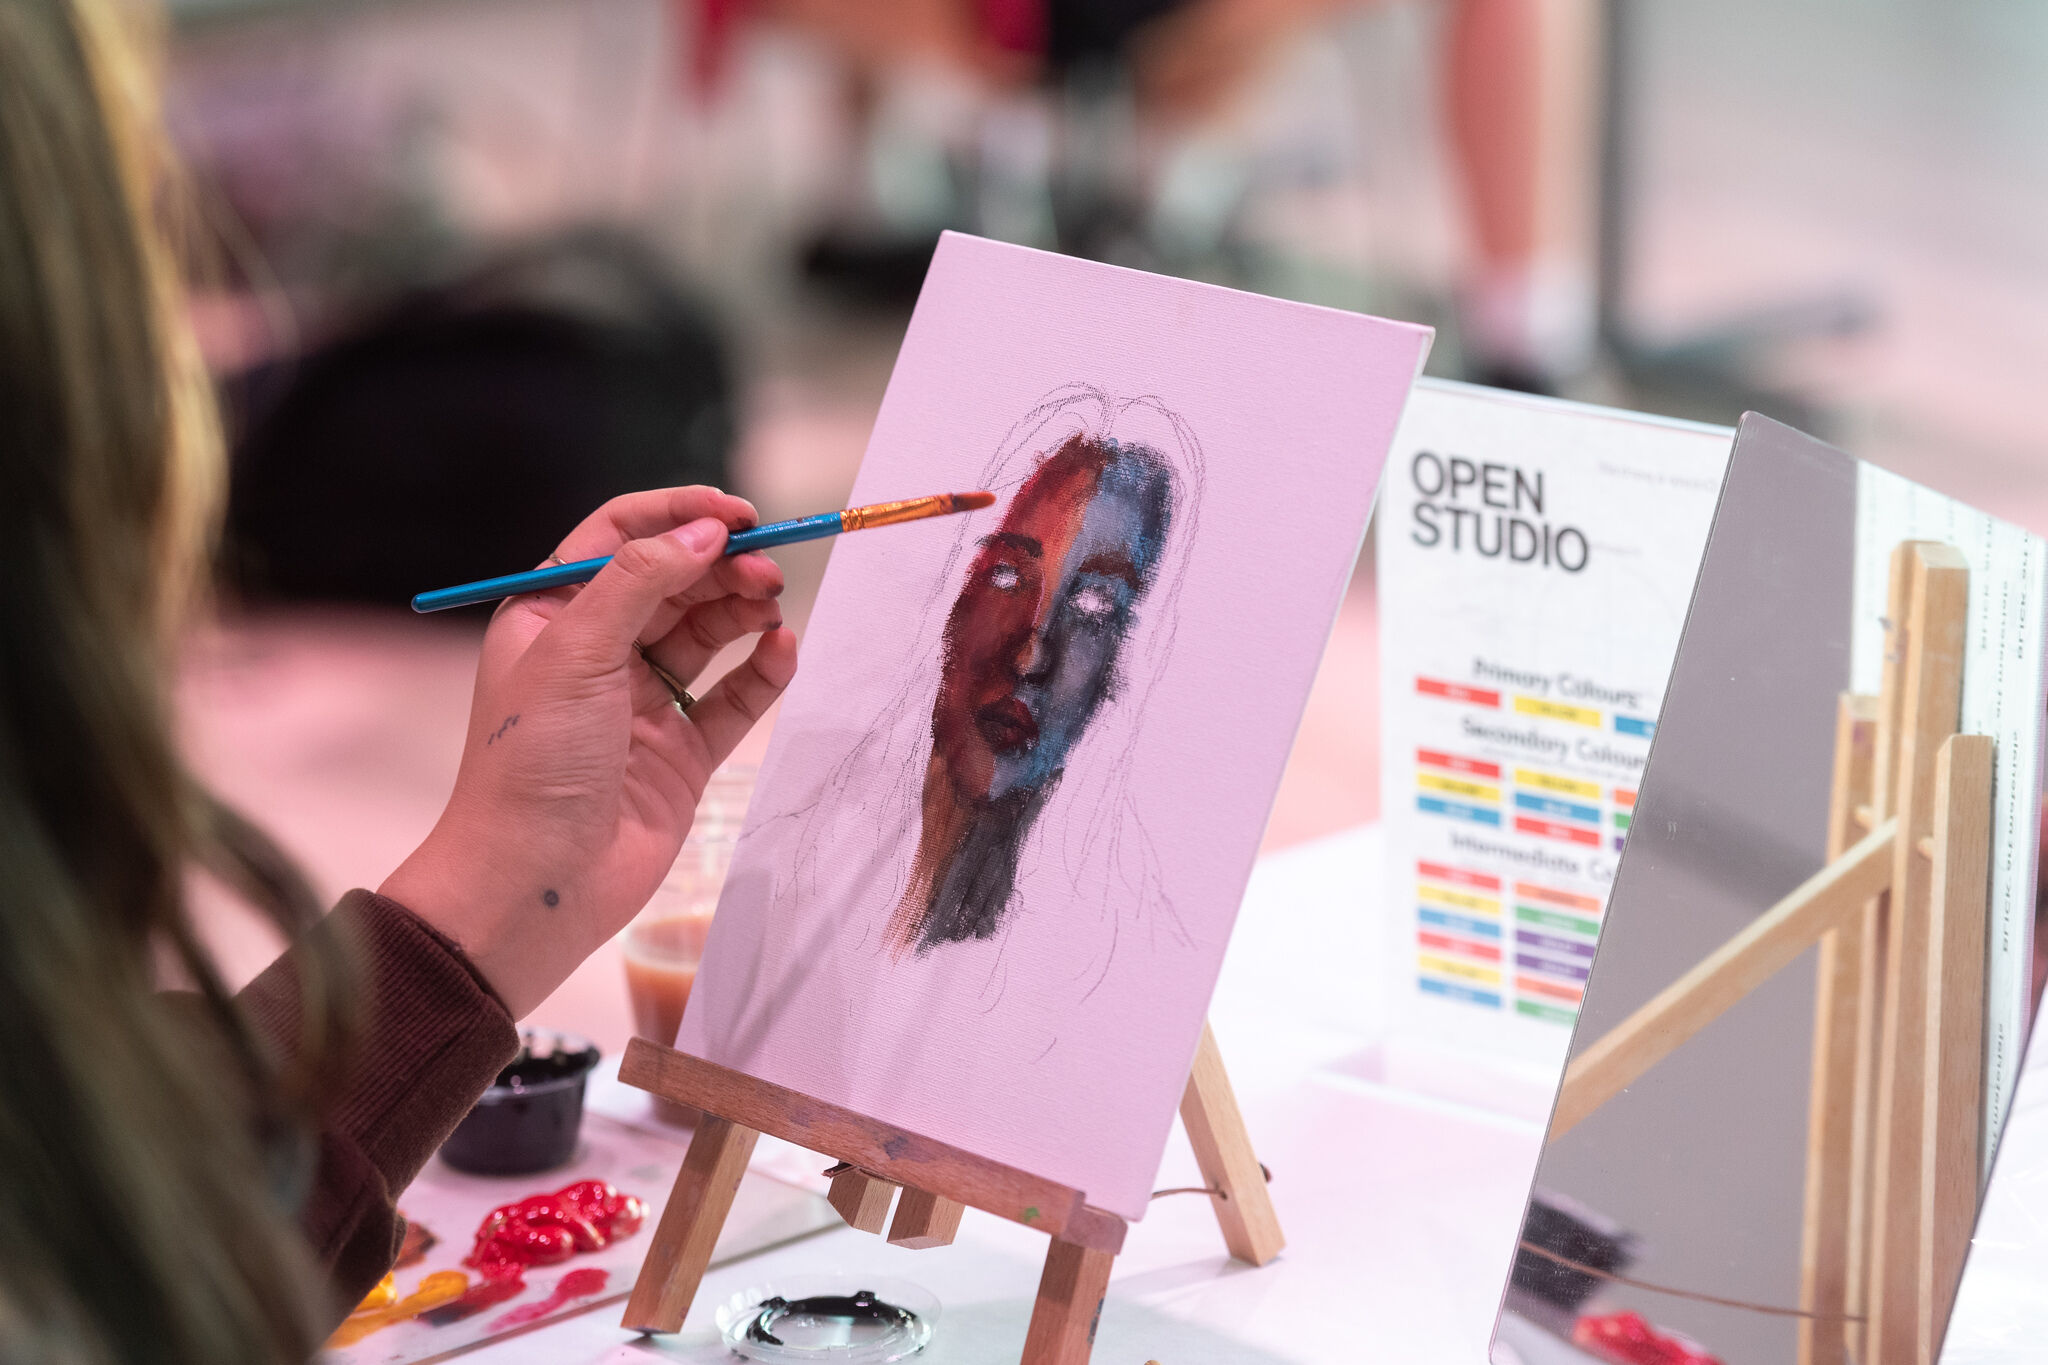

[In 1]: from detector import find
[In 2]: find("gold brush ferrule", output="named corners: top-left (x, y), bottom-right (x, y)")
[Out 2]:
top-left (840, 494), bottom-right (947, 532)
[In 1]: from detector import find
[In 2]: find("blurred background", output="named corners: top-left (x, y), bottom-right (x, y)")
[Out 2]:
top-left (168, 0), bottom-right (2048, 1038)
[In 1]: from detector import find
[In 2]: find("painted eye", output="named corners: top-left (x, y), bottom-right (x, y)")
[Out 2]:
top-left (1072, 585), bottom-right (1117, 619)
top-left (987, 563), bottom-right (1021, 591)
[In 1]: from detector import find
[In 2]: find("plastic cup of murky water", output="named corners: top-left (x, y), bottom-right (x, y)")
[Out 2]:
top-left (622, 765), bottom-right (753, 1124)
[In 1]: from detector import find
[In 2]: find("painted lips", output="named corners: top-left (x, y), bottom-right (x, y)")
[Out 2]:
top-left (973, 697), bottom-right (1039, 752)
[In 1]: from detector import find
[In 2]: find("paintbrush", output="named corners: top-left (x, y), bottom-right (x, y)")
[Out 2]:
top-left (410, 490), bottom-right (997, 613)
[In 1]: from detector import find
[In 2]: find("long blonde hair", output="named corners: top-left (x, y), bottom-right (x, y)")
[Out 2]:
top-left (0, 0), bottom-right (347, 1357)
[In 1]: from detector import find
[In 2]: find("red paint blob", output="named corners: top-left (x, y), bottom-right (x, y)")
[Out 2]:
top-left (488, 1267), bottom-right (609, 1330)
top-left (464, 1180), bottom-right (645, 1278)
top-left (1572, 1310), bottom-right (1724, 1365)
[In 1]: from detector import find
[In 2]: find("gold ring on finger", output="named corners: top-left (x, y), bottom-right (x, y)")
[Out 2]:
top-left (635, 641), bottom-right (697, 714)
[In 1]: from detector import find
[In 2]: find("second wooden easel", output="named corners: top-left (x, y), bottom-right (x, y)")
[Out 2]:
top-left (615, 1017), bottom-right (1283, 1365)
top-left (1545, 541), bottom-right (1994, 1365)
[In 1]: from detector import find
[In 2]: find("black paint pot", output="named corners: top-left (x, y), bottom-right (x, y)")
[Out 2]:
top-left (439, 1030), bottom-right (601, 1176)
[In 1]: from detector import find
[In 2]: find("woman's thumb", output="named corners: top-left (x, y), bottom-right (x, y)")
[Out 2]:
top-left (552, 518), bottom-right (729, 660)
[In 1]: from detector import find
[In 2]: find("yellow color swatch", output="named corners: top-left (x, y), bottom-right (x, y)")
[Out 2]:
top-left (1514, 696), bottom-right (1602, 727)
top-left (1417, 884), bottom-right (1502, 915)
top-left (1418, 953), bottom-right (1503, 985)
top-left (1515, 768), bottom-right (1602, 799)
top-left (1416, 771), bottom-right (1502, 803)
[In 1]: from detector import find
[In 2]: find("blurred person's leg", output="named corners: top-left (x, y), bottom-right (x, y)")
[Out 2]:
top-left (1137, 0), bottom-right (1602, 388)
top-left (756, 0), bottom-right (1604, 380)
top-left (1444, 0), bottom-right (1599, 389)
top-left (1131, 0), bottom-right (1337, 118)
top-left (752, 0), bottom-right (1033, 296)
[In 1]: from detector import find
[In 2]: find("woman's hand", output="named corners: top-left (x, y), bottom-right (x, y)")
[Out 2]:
top-left (381, 487), bottom-right (796, 1019)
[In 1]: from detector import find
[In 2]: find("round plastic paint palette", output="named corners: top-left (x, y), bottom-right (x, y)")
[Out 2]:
top-left (715, 1276), bottom-right (938, 1363)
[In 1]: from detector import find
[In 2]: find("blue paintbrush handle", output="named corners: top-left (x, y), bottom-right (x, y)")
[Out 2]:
top-left (727, 510), bottom-right (846, 552)
top-left (409, 511), bottom-right (846, 613)
top-left (409, 556), bottom-right (616, 613)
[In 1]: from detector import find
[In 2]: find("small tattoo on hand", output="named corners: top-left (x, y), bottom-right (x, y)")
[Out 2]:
top-left (542, 889), bottom-right (560, 908)
top-left (486, 714), bottom-right (521, 746)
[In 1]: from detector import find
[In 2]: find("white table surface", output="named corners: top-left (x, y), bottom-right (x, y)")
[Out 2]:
top-left (454, 824), bottom-right (1549, 1364)
top-left (1937, 1004), bottom-right (2048, 1364)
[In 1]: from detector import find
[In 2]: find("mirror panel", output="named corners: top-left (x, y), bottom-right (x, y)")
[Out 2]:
top-left (1492, 415), bottom-right (2047, 1365)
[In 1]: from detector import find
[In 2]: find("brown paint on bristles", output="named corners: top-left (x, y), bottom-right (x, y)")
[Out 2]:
top-left (839, 491), bottom-right (995, 532)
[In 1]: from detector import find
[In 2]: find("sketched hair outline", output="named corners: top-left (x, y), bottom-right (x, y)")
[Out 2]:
top-left (771, 382), bottom-right (1206, 1003)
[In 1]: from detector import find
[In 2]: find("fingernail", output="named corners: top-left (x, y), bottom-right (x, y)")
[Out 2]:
top-left (670, 518), bottom-right (725, 554)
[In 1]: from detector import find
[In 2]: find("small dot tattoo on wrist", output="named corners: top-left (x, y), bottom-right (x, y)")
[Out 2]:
top-left (541, 889), bottom-right (560, 908)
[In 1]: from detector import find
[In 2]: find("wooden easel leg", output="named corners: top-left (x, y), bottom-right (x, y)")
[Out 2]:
top-left (1801, 920), bottom-right (1867, 1365)
top-left (1918, 735), bottom-right (1992, 1358)
top-left (621, 1115), bottom-right (760, 1333)
top-left (1552, 824), bottom-right (1894, 1138)
top-left (1021, 1238), bottom-right (1115, 1365)
top-left (1180, 1020), bottom-right (1285, 1266)
top-left (1800, 694), bottom-right (1879, 1365)
top-left (1843, 883), bottom-right (1886, 1365)
top-left (1847, 549), bottom-right (1916, 1365)
top-left (1867, 543), bottom-right (1969, 1365)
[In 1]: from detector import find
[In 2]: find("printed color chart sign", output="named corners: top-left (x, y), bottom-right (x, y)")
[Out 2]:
top-left (1377, 381), bottom-right (1731, 1065)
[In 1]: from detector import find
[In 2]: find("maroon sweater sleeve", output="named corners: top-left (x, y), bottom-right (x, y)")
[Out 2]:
top-left (237, 890), bottom-right (520, 1314)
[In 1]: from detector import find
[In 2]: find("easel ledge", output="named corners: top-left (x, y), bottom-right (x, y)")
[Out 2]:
top-left (618, 1019), bottom-right (1282, 1364)
top-left (617, 1037), bottom-right (1127, 1256)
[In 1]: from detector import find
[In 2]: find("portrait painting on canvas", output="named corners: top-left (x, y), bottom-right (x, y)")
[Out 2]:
top-left (830, 386), bottom-right (1200, 985)
top-left (681, 233), bottom-right (1430, 1220)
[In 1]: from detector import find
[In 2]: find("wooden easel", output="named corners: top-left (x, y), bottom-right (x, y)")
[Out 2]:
top-left (616, 1017), bottom-right (1283, 1364)
top-left (1545, 542), bottom-right (1994, 1365)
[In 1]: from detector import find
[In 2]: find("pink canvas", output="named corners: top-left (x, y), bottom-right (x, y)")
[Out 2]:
top-left (680, 233), bottom-right (1430, 1220)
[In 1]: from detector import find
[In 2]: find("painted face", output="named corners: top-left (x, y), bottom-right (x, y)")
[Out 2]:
top-left (931, 436), bottom-right (1173, 803)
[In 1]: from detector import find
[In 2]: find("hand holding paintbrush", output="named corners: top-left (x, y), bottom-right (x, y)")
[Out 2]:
top-left (382, 486), bottom-right (791, 1018)
top-left (382, 485), bottom-right (995, 1018)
